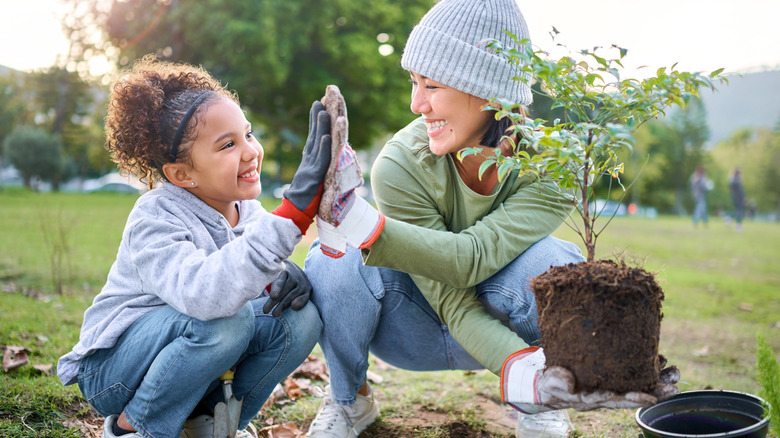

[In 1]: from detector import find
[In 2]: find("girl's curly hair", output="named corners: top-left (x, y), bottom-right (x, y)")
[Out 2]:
top-left (105, 55), bottom-right (239, 189)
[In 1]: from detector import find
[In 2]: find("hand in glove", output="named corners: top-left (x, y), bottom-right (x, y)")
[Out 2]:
top-left (262, 260), bottom-right (312, 317)
top-left (500, 347), bottom-right (680, 414)
top-left (317, 191), bottom-right (385, 258)
top-left (315, 137), bottom-right (385, 259)
top-left (272, 101), bottom-right (332, 234)
top-left (315, 85), bottom-right (384, 257)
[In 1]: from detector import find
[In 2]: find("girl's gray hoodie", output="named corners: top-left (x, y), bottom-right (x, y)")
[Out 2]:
top-left (57, 183), bottom-right (301, 385)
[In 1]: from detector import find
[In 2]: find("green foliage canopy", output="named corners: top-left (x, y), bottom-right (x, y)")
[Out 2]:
top-left (63, 0), bottom-right (432, 169)
top-left (459, 35), bottom-right (726, 261)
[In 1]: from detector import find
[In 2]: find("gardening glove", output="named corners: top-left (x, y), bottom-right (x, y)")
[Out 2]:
top-left (316, 218), bottom-right (348, 258)
top-left (262, 260), bottom-right (312, 317)
top-left (316, 191), bottom-right (385, 258)
top-left (500, 347), bottom-right (679, 414)
top-left (272, 101), bottom-right (332, 234)
top-left (315, 142), bottom-right (384, 258)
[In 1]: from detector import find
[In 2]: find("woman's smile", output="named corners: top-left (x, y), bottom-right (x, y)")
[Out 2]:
top-left (425, 119), bottom-right (449, 137)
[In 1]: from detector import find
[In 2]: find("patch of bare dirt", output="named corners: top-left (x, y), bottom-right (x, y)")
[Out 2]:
top-left (61, 401), bottom-right (103, 438)
top-left (363, 394), bottom-right (515, 438)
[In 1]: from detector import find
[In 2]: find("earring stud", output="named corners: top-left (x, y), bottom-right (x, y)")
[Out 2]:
top-left (191, 182), bottom-right (195, 187)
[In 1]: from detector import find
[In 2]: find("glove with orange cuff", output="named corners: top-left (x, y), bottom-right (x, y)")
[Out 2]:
top-left (500, 347), bottom-right (680, 414)
top-left (317, 191), bottom-right (385, 258)
top-left (272, 101), bottom-right (331, 234)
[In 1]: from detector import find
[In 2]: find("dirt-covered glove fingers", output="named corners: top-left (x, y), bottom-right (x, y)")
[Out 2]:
top-left (536, 366), bottom-right (578, 410)
top-left (538, 366), bottom-right (577, 396)
top-left (653, 382), bottom-right (680, 401)
top-left (272, 260), bottom-right (312, 316)
top-left (540, 367), bottom-right (656, 411)
top-left (579, 390), bottom-right (657, 411)
top-left (290, 294), bottom-right (309, 311)
top-left (263, 261), bottom-right (312, 317)
top-left (659, 365), bottom-right (680, 385)
top-left (263, 269), bottom-right (291, 315)
top-left (653, 366), bottom-right (680, 400)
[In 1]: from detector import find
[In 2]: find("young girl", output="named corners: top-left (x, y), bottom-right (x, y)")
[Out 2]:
top-left (57, 57), bottom-right (331, 438)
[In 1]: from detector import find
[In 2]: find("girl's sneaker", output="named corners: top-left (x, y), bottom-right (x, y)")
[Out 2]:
top-left (102, 415), bottom-right (142, 438)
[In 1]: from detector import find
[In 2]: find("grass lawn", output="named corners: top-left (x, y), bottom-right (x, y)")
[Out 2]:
top-left (1, 189), bottom-right (778, 437)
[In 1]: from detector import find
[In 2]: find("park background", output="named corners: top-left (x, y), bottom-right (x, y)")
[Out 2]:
top-left (1, 0), bottom-right (779, 437)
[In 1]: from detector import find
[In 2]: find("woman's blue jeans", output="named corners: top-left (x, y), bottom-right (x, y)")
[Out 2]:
top-left (77, 298), bottom-right (321, 438)
top-left (304, 235), bottom-right (584, 406)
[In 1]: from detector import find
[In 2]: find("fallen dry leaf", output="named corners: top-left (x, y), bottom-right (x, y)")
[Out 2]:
top-left (259, 422), bottom-right (302, 438)
top-left (63, 418), bottom-right (101, 438)
top-left (262, 384), bottom-right (288, 410)
top-left (283, 378), bottom-right (304, 399)
top-left (366, 370), bottom-right (383, 384)
top-left (738, 303), bottom-right (754, 312)
top-left (33, 364), bottom-right (53, 376)
top-left (291, 355), bottom-right (329, 381)
top-left (3, 345), bottom-right (29, 372)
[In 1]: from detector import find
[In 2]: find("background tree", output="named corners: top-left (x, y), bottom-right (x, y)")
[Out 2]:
top-left (22, 67), bottom-right (98, 185)
top-left (0, 72), bottom-right (27, 187)
top-left (3, 127), bottom-right (65, 190)
top-left (625, 99), bottom-right (712, 214)
top-left (63, 0), bottom-right (433, 180)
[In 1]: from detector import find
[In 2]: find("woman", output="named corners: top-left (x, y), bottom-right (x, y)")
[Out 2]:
top-left (305, 1), bottom-right (677, 437)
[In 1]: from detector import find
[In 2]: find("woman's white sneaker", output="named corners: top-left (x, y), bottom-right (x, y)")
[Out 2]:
top-left (305, 386), bottom-right (380, 438)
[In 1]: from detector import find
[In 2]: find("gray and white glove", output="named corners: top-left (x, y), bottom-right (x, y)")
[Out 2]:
top-left (316, 140), bottom-right (385, 258)
top-left (317, 191), bottom-right (385, 258)
top-left (500, 347), bottom-right (680, 414)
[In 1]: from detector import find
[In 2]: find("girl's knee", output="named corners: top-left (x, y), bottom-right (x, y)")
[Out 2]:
top-left (290, 303), bottom-right (322, 359)
top-left (285, 301), bottom-right (322, 344)
top-left (192, 302), bottom-right (255, 353)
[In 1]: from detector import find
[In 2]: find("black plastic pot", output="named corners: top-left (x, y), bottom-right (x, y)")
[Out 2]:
top-left (636, 390), bottom-right (771, 438)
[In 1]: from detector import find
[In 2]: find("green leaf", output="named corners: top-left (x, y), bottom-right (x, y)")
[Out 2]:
top-left (478, 160), bottom-right (494, 180)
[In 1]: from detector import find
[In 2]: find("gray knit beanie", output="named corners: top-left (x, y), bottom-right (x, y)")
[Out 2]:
top-left (401, 0), bottom-right (532, 105)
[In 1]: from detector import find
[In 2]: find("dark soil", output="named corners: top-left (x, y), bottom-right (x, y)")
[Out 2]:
top-left (363, 421), bottom-right (498, 438)
top-left (532, 260), bottom-right (664, 394)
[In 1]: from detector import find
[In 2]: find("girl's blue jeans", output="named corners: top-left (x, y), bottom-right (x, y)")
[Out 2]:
top-left (77, 298), bottom-right (321, 438)
top-left (304, 235), bottom-right (584, 406)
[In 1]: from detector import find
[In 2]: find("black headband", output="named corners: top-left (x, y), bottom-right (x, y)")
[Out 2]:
top-left (168, 91), bottom-right (215, 162)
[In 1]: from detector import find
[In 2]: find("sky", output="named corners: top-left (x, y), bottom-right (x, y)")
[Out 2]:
top-left (1, 0), bottom-right (779, 78)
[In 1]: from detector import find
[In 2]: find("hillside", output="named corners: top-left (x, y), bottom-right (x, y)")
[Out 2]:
top-left (699, 69), bottom-right (780, 144)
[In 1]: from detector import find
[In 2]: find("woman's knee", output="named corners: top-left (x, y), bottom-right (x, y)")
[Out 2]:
top-left (526, 236), bottom-right (584, 268)
top-left (305, 242), bottom-right (383, 305)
